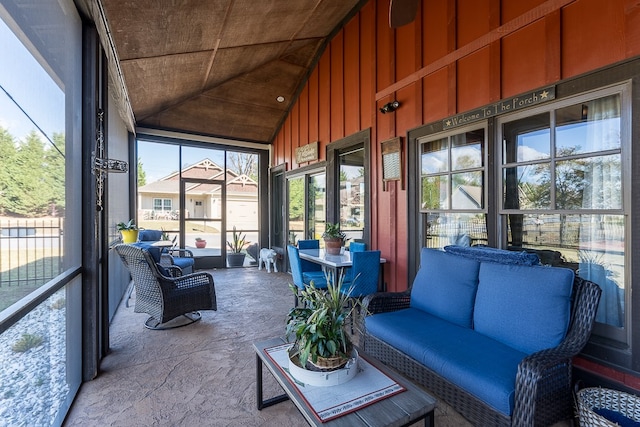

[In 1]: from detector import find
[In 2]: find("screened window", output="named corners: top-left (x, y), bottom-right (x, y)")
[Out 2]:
top-left (499, 86), bottom-right (627, 337)
top-left (0, 1), bottom-right (83, 424)
top-left (420, 127), bottom-right (487, 249)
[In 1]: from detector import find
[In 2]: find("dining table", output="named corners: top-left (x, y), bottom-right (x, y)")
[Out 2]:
top-left (298, 248), bottom-right (387, 291)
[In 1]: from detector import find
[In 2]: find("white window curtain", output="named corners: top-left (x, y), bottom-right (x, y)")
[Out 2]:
top-left (578, 95), bottom-right (624, 327)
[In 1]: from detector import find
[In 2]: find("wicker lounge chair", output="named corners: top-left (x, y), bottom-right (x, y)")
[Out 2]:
top-left (114, 243), bottom-right (217, 329)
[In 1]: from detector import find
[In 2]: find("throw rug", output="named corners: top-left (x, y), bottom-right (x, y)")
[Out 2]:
top-left (264, 343), bottom-right (405, 423)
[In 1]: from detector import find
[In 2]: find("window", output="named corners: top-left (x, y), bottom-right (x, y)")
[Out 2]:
top-left (499, 87), bottom-right (628, 342)
top-left (0, 1), bottom-right (83, 425)
top-left (286, 168), bottom-right (326, 244)
top-left (326, 129), bottom-right (371, 245)
top-left (153, 198), bottom-right (172, 212)
top-left (419, 126), bottom-right (487, 249)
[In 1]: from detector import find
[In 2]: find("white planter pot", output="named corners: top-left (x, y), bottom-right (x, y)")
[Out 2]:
top-left (288, 349), bottom-right (359, 387)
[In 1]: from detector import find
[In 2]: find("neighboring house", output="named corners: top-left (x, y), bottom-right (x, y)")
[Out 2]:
top-left (137, 158), bottom-right (258, 230)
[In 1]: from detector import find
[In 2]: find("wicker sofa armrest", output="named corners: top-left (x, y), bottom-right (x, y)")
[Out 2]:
top-left (512, 276), bottom-right (602, 426)
top-left (362, 291), bottom-right (411, 315)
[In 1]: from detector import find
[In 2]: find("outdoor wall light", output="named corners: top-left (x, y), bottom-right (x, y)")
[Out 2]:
top-left (379, 100), bottom-right (400, 114)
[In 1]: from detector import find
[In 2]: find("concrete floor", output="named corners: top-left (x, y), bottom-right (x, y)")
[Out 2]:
top-left (62, 267), bottom-right (569, 426)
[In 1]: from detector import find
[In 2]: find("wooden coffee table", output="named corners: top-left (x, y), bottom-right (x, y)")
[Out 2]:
top-left (254, 337), bottom-right (436, 427)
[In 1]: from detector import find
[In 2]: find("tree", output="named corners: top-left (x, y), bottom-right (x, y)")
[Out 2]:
top-left (6, 131), bottom-right (50, 216)
top-left (137, 158), bottom-right (147, 186)
top-left (228, 152), bottom-right (257, 180)
top-left (0, 127), bottom-right (17, 215)
top-left (43, 132), bottom-right (65, 215)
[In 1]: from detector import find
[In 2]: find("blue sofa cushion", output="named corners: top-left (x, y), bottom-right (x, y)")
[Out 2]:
top-left (473, 262), bottom-right (574, 354)
top-left (444, 245), bottom-right (540, 266)
top-left (366, 308), bottom-right (525, 416)
top-left (138, 229), bottom-right (164, 242)
top-left (410, 248), bottom-right (480, 327)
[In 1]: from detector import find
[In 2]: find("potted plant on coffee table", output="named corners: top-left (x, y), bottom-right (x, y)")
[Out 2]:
top-left (117, 219), bottom-right (138, 243)
top-left (195, 237), bottom-right (207, 248)
top-left (322, 222), bottom-right (346, 255)
top-left (226, 226), bottom-right (249, 267)
top-left (286, 272), bottom-right (358, 382)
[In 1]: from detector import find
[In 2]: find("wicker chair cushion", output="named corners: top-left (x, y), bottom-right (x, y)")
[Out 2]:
top-left (172, 257), bottom-right (194, 270)
top-left (444, 245), bottom-right (540, 266)
top-left (137, 229), bottom-right (163, 241)
top-left (474, 262), bottom-right (574, 354)
top-left (410, 248), bottom-right (480, 327)
top-left (365, 308), bottom-right (525, 415)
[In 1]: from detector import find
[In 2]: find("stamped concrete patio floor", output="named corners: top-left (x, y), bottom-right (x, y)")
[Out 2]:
top-left (62, 267), bottom-right (522, 426)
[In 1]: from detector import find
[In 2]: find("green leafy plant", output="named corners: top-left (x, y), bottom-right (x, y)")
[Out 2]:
top-left (161, 227), bottom-right (170, 241)
top-left (322, 222), bottom-right (346, 241)
top-left (286, 272), bottom-right (356, 368)
top-left (196, 237), bottom-right (205, 242)
top-left (12, 333), bottom-right (44, 353)
top-left (227, 226), bottom-right (249, 253)
top-left (116, 219), bottom-right (138, 231)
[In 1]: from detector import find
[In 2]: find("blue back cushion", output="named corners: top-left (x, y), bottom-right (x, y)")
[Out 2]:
top-left (473, 262), bottom-right (574, 354)
top-left (444, 245), bottom-right (540, 266)
top-left (410, 248), bottom-right (480, 328)
top-left (138, 229), bottom-right (163, 241)
top-left (131, 242), bottom-right (170, 276)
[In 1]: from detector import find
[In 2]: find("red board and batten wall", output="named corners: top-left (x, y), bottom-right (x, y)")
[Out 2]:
top-left (272, 0), bottom-right (640, 386)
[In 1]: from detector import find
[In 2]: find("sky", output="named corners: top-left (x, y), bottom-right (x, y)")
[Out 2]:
top-left (0, 17), bottom-right (64, 148)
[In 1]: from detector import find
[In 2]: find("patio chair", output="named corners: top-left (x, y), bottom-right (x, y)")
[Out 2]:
top-left (341, 250), bottom-right (380, 298)
top-left (344, 241), bottom-right (366, 282)
top-left (160, 248), bottom-right (195, 275)
top-left (114, 243), bottom-right (217, 330)
top-left (341, 250), bottom-right (381, 333)
top-left (297, 239), bottom-right (322, 273)
top-left (348, 241), bottom-right (366, 252)
top-left (287, 244), bottom-right (327, 307)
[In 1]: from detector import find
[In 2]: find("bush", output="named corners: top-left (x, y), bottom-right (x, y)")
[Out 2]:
top-left (12, 333), bottom-right (43, 353)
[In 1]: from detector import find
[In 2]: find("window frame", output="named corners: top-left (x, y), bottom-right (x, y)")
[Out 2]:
top-left (497, 83), bottom-right (632, 349)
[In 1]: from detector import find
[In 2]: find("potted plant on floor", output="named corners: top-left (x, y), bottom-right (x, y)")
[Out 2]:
top-left (117, 219), bottom-right (138, 243)
top-left (322, 222), bottom-right (346, 255)
top-left (286, 272), bottom-right (358, 385)
top-left (227, 226), bottom-right (249, 267)
top-left (195, 237), bottom-right (207, 248)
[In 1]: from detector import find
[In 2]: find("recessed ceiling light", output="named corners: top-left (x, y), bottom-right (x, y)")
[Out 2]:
top-left (276, 96), bottom-right (285, 103)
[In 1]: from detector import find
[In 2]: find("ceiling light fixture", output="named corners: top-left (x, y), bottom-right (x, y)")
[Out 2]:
top-left (276, 96), bottom-right (285, 103)
top-left (380, 100), bottom-right (400, 114)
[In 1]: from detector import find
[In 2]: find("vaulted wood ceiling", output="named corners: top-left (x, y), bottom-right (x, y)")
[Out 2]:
top-left (98, 0), bottom-right (366, 144)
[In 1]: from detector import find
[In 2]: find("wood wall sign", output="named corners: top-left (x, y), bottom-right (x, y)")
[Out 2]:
top-left (295, 141), bottom-right (318, 164)
top-left (443, 86), bottom-right (556, 130)
top-left (381, 137), bottom-right (403, 189)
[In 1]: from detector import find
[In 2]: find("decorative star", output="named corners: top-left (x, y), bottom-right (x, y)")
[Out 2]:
top-left (540, 90), bottom-right (549, 99)
top-left (445, 120), bottom-right (452, 126)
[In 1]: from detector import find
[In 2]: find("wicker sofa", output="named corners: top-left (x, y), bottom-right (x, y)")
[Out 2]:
top-left (359, 245), bottom-right (602, 427)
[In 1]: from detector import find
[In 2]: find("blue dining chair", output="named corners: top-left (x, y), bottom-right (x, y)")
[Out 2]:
top-left (341, 250), bottom-right (381, 298)
top-left (287, 245), bottom-right (327, 307)
top-left (349, 241), bottom-right (366, 252)
top-left (297, 239), bottom-right (322, 273)
top-left (343, 241), bottom-right (366, 282)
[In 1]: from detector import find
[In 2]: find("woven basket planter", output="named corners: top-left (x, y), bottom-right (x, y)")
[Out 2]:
top-left (577, 387), bottom-right (640, 426)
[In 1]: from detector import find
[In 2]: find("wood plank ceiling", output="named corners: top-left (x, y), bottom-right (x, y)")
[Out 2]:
top-left (100, 0), bottom-right (365, 144)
